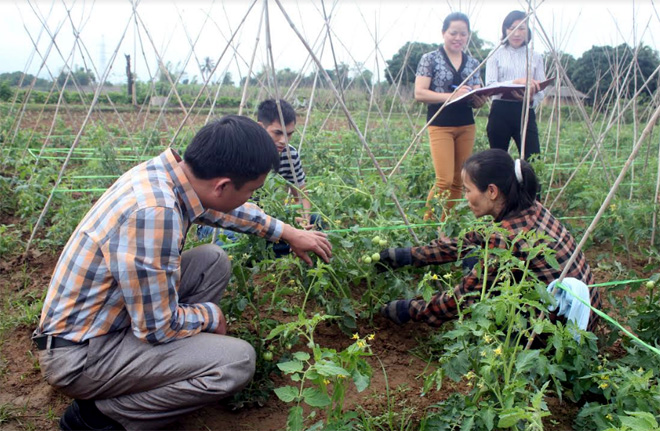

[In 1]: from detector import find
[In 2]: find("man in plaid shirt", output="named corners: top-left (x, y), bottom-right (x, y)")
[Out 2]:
top-left (33, 116), bottom-right (332, 430)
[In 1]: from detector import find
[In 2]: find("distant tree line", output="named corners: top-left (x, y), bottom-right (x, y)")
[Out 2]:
top-left (2, 41), bottom-right (657, 107)
top-left (384, 39), bottom-right (660, 103)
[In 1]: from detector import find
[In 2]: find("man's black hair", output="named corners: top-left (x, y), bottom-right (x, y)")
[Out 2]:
top-left (184, 115), bottom-right (280, 189)
top-left (257, 99), bottom-right (297, 126)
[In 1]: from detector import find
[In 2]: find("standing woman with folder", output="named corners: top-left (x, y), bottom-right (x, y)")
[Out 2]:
top-left (486, 10), bottom-right (546, 160)
top-left (415, 12), bottom-right (486, 219)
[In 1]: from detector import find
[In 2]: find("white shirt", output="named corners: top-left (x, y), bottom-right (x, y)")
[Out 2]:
top-left (485, 44), bottom-right (546, 108)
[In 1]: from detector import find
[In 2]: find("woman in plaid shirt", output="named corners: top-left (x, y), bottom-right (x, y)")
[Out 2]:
top-left (379, 149), bottom-right (601, 332)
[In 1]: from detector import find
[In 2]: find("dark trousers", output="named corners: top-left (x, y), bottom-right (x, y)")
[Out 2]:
top-left (487, 100), bottom-right (540, 160)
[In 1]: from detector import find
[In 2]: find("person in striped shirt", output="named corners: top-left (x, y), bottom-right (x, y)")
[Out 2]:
top-left (33, 115), bottom-right (332, 431)
top-left (485, 10), bottom-right (546, 160)
top-left (196, 99), bottom-right (318, 253)
top-left (378, 149), bottom-right (601, 332)
top-left (257, 99), bottom-right (312, 227)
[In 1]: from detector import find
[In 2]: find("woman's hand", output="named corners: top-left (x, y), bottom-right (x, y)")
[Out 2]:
top-left (471, 94), bottom-right (488, 108)
top-left (447, 85), bottom-right (472, 101)
top-left (512, 78), bottom-right (541, 95)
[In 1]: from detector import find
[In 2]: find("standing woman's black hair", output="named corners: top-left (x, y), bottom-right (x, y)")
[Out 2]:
top-left (501, 10), bottom-right (532, 44)
top-left (442, 11), bottom-right (470, 32)
top-left (463, 149), bottom-right (539, 221)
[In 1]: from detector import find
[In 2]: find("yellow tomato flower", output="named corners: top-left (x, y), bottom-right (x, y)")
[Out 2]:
top-left (367, 334), bottom-right (375, 341)
top-left (357, 340), bottom-right (366, 348)
top-left (352, 333), bottom-right (359, 340)
top-left (430, 273), bottom-right (439, 281)
top-left (599, 383), bottom-right (609, 389)
top-left (494, 346), bottom-right (503, 356)
top-left (480, 350), bottom-right (487, 357)
top-left (323, 379), bottom-right (330, 385)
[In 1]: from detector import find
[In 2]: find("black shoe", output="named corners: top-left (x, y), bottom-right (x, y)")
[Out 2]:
top-left (59, 399), bottom-right (124, 430)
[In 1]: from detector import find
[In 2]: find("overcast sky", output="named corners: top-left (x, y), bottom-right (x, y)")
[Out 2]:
top-left (1, 0), bottom-right (659, 84)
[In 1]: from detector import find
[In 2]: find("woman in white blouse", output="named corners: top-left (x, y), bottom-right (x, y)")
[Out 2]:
top-left (485, 10), bottom-right (545, 160)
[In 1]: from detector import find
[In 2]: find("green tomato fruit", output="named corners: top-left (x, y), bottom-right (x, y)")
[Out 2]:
top-left (378, 239), bottom-right (388, 247)
top-left (371, 252), bottom-right (381, 262)
top-left (263, 351), bottom-right (273, 361)
top-left (363, 256), bottom-right (372, 264)
top-left (646, 280), bottom-right (655, 290)
top-left (371, 235), bottom-right (382, 244)
top-left (285, 343), bottom-right (293, 350)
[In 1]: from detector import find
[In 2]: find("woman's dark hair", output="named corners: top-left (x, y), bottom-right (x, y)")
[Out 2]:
top-left (501, 10), bottom-right (532, 45)
top-left (463, 149), bottom-right (539, 221)
top-left (442, 12), bottom-right (470, 33)
top-left (184, 115), bottom-right (280, 189)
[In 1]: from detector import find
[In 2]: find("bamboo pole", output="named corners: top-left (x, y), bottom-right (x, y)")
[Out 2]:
top-left (24, 12), bottom-right (134, 258)
top-left (239, 2), bottom-right (265, 116)
top-left (169, 0), bottom-right (259, 147)
top-left (273, 0), bottom-right (419, 243)
top-left (527, 101), bottom-right (660, 350)
top-left (264, 0), bottom-right (303, 193)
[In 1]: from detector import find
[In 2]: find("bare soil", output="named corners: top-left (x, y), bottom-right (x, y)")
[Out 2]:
top-left (1, 240), bottom-right (648, 431)
top-left (1, 110), bottom-right (652, 430)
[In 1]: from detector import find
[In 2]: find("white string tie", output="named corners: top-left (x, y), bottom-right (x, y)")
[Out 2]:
top-left (514, 159), bottom-right (523, 184)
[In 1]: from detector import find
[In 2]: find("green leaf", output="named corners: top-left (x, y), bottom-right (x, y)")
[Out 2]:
top-left (286, 406), bottom-right (304, 431)
top-left (479, 407), bottom-right (496, 430)
top-left (293, 351), bottom-right (310, 361)
top-left (497, 408), bottom-right (526, 428)
top-left (278, 360), bottom-right (304, 374)
top-left (352, 370), bottom-right (370, 392)
top-left (460, 416), bottom-right (474, 431)
top-left (442, 350), bottom-right (470, 381)
top-left (545, 253), bottom-right (560, 270)
top-left (620, 411), bottom-right (659, 430)
top-left (274, 386), bottom-right (299, 403)
top-left (302, 387), bottom-right (332, 407)
top-left (515, 350), bottom-right (539, 373)
top-left (313, 361), bottom-right (350, 377)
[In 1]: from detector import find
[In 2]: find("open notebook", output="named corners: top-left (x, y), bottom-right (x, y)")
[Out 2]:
top-left (445, 77), bottom-right (555, 106)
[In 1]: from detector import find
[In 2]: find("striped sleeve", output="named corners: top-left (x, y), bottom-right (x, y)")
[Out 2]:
top-left (278, 146), bottom-right (306, 187)
top-left (485, 52), bottom-right (500, 87)
top-left (103, 207), bottom-right (221, 344)
top-left (531, 52), bottom-right (546, 107)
